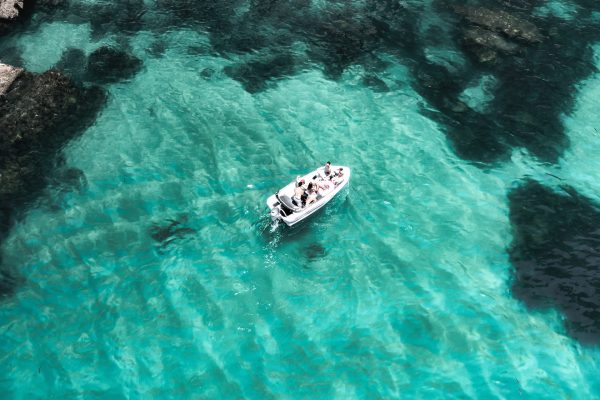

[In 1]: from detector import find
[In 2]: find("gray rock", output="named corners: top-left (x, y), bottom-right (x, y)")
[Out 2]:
top-left (463, 27), bottom-right (519, 54)
top-left (0, 0), bottom-right (23, 20)
top-left (0, 69), bottom-right (104, 153)
top-left (454, 5), bottom-right (543, 44)
top-left (0, 0), bottom-right (26, 35)
top-left (0, 65), bottom-right (105, 281)
top-left (0, 62), bottom-right (23, 95)
top-left (462, 26), bottom-right (521, 63)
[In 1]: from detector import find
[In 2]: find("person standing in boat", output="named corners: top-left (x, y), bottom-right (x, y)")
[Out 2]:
top-left (324, 161), bottom-right (332, 177)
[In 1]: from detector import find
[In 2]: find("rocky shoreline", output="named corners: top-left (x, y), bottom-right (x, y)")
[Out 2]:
top-left (0, 62), bottom-right (21, 93)
top-left (0, 0), bottom-right (145, 297)
top-left (0, 0), bottom-right (27, 35)
top-left (0, 0), bottom-right (23, 20)
top-left (0, 63), bottom-right (106, 296)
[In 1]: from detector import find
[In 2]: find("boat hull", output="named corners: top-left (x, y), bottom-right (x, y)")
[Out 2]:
top-left (266, 166), bottom-right (351, 226)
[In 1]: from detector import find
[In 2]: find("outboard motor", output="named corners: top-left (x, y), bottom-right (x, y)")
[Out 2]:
top-left (270, 206), bottom-right (281, 223)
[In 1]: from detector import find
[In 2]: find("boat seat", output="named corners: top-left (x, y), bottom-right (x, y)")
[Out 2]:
top-left (278, 193), bottom-right (302, 214)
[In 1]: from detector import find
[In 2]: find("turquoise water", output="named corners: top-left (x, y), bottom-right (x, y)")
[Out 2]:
top-left (2, 2), bottom-right (600, 398)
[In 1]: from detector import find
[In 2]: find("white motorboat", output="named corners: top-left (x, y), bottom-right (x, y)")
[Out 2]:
top-left (267, 165), bottom-right (351, 226)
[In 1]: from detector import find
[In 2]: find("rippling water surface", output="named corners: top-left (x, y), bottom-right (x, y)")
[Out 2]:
top-left (1, 0), bottom-right (600, 398)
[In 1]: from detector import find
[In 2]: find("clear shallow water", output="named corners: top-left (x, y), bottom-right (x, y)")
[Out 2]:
top-left (2, 2), bottom-right (600, 399)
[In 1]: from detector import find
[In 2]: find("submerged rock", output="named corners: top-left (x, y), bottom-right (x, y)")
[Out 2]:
top-left (309, 11), bottom-right (384, 78)
top-left (509, 180), bottom-right (600, 344)
top-left (362, 73), bottom-right (389, 92)
top-left (409, 0), bottom-right (600, 164)
top-left (200, 67), bottom-right (215, 79)
top-left (224, 53), bottom-right (295, 93)
top-left (453, 5), bottom-right (543, 43)
top-left (34, 0), bottom-right (67, 8)
top-left (458, 74), bottom-right (497, 113)
top-left (462, 26), bottom-right (519, 63)
top-left (0, 261), bottom-right (22, 298)
top-left (187, 44), bottom-right (211, 55)
top-left (50, 167), bottom-right (88, 192)
top-left (87, 46), bottom-right (143, 84)
top-left (54, 46), bottom-right (144, 84)
top-left (0, 69), bottom-right (104, 156)
top-left (55, 47), bottom-right (87, 82)
top-left (0, 65), bottom-right (105, 293)
top-left (146, 40), bottom-right (167, 58)
top-left (0, 46), bottom-right (24, 67)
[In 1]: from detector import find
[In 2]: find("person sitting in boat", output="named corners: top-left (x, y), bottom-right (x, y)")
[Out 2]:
top-left (324, 161), bottom-right (332, 177)
top-left (305, 182), bottom-right (318, 206)
top-left (293, 179), bottom-right (305, 207)
top-left (306, 181), bottom-right (314, 193)
top-left (316, 180), bottom-right (330, 198)
top-left (332, 168), bottom-right (345, 185)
